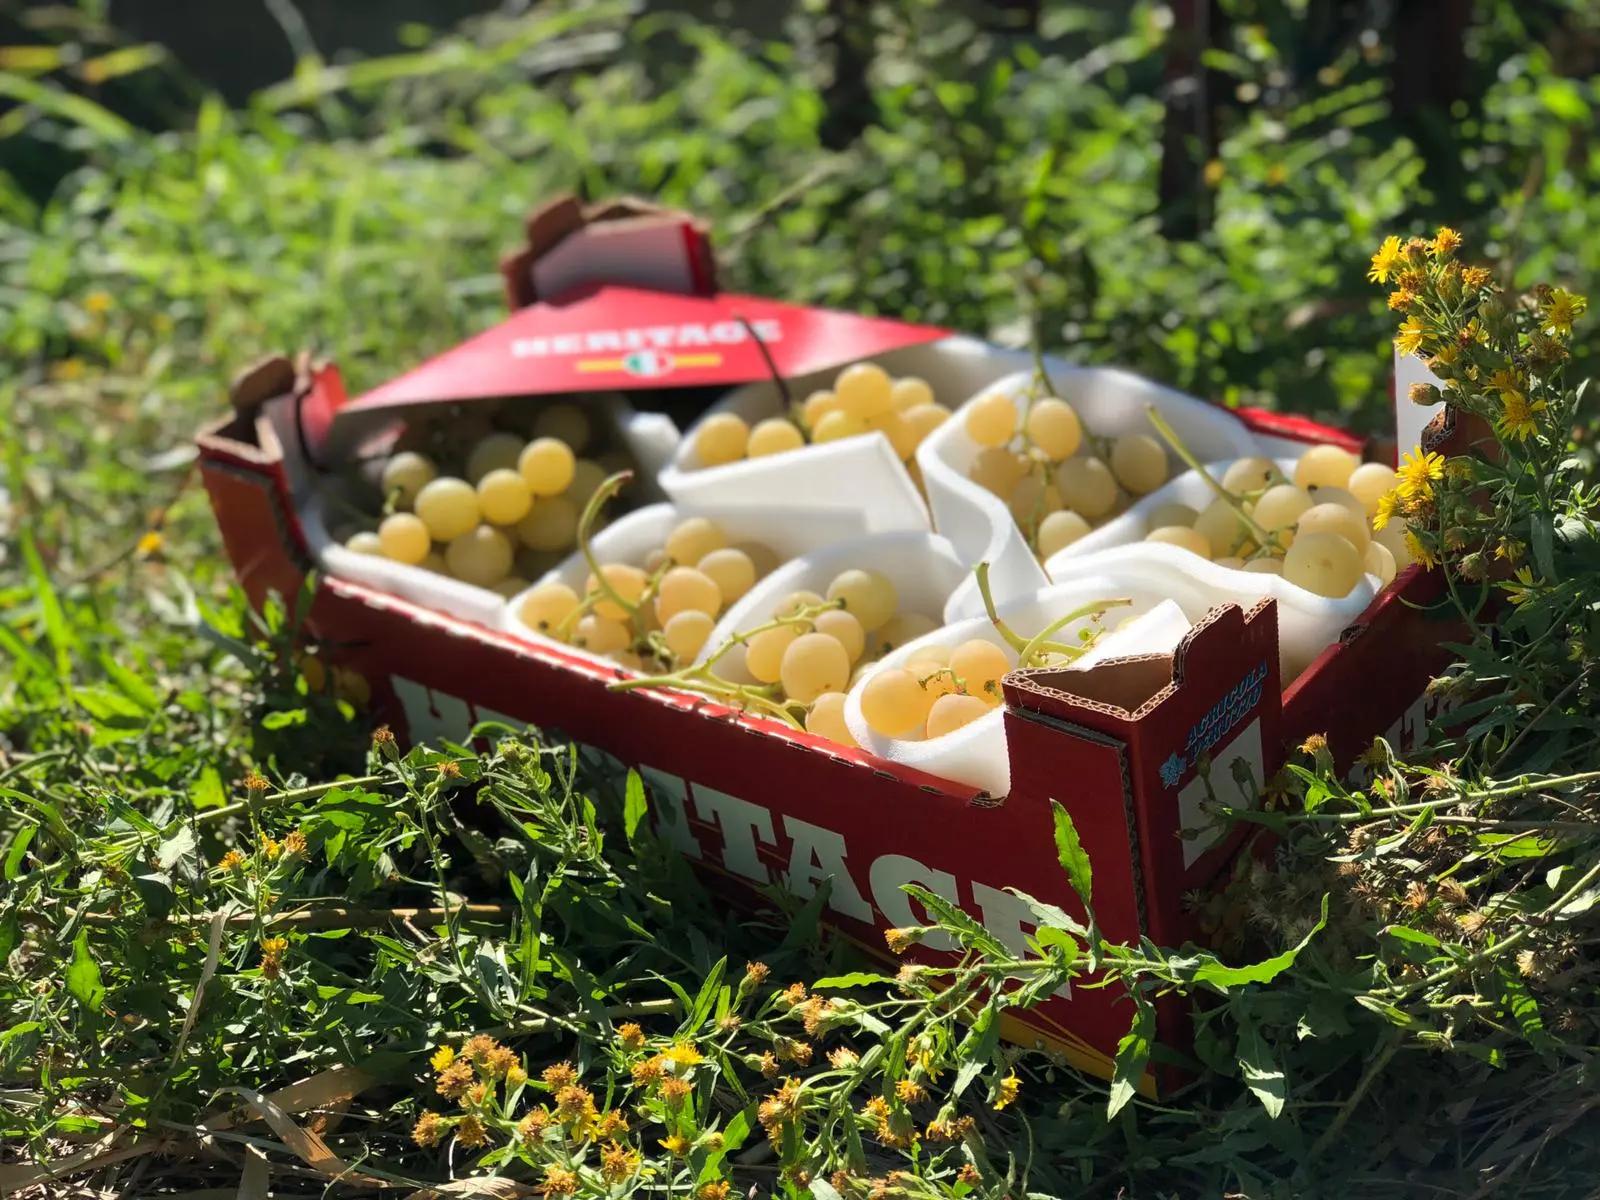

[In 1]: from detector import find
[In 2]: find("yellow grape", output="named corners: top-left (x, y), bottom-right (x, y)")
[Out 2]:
top-left (900, 403), bottom-right (951, 446)
top-left (1037, 509), bottom-right (1092, 558)
top-left (533, 403), bottom-right (591, 453)
top-left (381, 451), bottom-right (437, 508)
top-left (779, 632), bottom-right (851, 703)
top-left (1055, 456), bottom-right (1118, 519)
top-left (875, 612), bottom-right (938, 656)
top-left (908, 660), bottom-right (958, 700)
top-left (519, 581), bottom-right (580, 633)
top-left (1293, 443), bottom-right (1359, 490)
top-left (813, 609), bottom-right (866, 662)
top-left (1242, 558), bottom-right (1283, 575)
top-left (665, 517), bottom-right (727, 566)
top-left (573, 613), bottom-right (629, 655)
top-left (964, 391), bottom-right (1018, 448)
top-left (826, 569), bottom-right (898, 632)
top-left (566, 458), bottom-right (608, 503)
top-left (804, 691), bottom-right (857, 747)
top-left (812, 409), bottom-right (867, 443)
top-left (414, 477), bottom-right (481, 541)
top-left (1009, 473), bottom-right (1063, 523)
top-left (747, 418), bottom-right (805, 458)
top-left (925, 693), bottom-right (991, 739)
top-left (1220, 457), bottom-right (1282, 494)
top-left (1147, 501), bottom-right (1199, 529)
top-left (476, 468), bottom-right (533, 526)
top-left (1252, 484), bottom-right (1313, 533)
top-left (586, 562), bottom-right (648, 621)
top-left (1374, 521), bottom-right (1414, 569)
top-left (420, 551), bottom-right (448, 574)
top-left (515, 496), bottom-right (578, 552)
top-left (834, 362), bottom-right (894, 419)
top-left (871, 410), bottom-right (920, 460)
top-left (1145, 525), bottom-right (1211, 558)
top-left (519, 437), bottom-right (577, 497)
top-left (694, 413), bottom-right (749, 466)
top-left (1282, 532), bottom-right (1363, 598)
top-left (1109, 434), bottom-right (1168, 495)
top-left (949, 639), bottom-right (1009, 704)
top-left (776, 589), bottom-right (824, 618)
top-left (860, 667), bottom-right (935, 738)
top-left (1297, 501), bottom-right (1370, 551)
top-left (655, 567), bottom-right (722, 623)
top-left (465, 433), bottom-right (525, 483)
top-left (970, 447), bottom-right (1029, 498)
top-left (746, 624), bottom-right (800, 683)
top-left (801, 389), bottom-right (841, 428)
top-left (378, 513), bottom-right (432, 565)
top-left (1364, 539), bottom-right (1397, 586)
top-left (1193, 497), bottom-right (1253, 558)
top-left (890, 377), bottom-right (934, 411)
top-left (663, 609), bottom-right (716, 661)
top-left (346, 531), bottom-right (383, 556)
top-left (446, 526), bottom-right (514, 587)
top-left (1347, 463), bottom-right (1399, 514)
top-left (698, 548), bottom-right (757, 605)
top-left (1024, 398), bottom-right (1082, 461)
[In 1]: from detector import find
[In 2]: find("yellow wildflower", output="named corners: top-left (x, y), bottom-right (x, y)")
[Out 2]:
top-left (1396, 448), bottom-right (1445, 502)
top-left (595, 1109), bottom-right (628, 1138)
top-left (1203, 158), bottom-right (1225, 187)
top-left (994, 1072), bottom-right (1021, 1111)
top-left (662, 1042), bottom-right (704, 1069)
top-left (554, 1084), bottom-right (597, 1124)
top-left (616, 1022), bottom-right (645, 1050)
top-left (462, 1034), bottom-right (500, 1066)
top-left (539, 1165), bottom-right (578, 1196)
top-left (1430, 226), bottom-right (1462, 257)
top-left (483, 1045), bottom-right (518, 1080)
top-left (1542, 287), bottom-right (1587, 337)
top-left (84, 290), bottom-right (113, 315)
top-left (281, 829), bottom-right (307, 857)
top-left (1372, 491), bottom-right (1400, 533)
top-left (454, 1114), bottom-right (489, 1148)
top-left (541, 1061), bottom-right (577, 1090)
top-left (1497, 392), bottom-right (1546, 442)
top-left (517, 1108), bottom-right (552, 1141)
top-left (1506, 567), bottom-right (1539, 605)
top-left (260, 836), bottom-right (282, 862)
top-left (895, 1079), bottom-right (929, 1105)
top-left (828, 1046), bottom-right (860, 1069)
top-left (660, 1133), bottom-right (691, 1156)
top-left (435, 1060), bottom-right (474, 1099)
top-left (411, 1110), bottom-right (446, 1148)
top-left (1487, 368), bottom-right (1525, 403)
top-left (1462, 265), bottom-right (1490, 290)
top-left (884, 927), bottom-right (921, 955)
top-left (1495, 539), bottom-right (1525, 562)
top-left (1394, 316), bottom-right (1427, 357)
top-left (218, 849), bottom-right (247, 872)
top-left (958, 1164), bottom-right (982, 1186)
top-left (758, 1051), bottom-right (779, 1078)
top-left (135, 530), bottom-right (164, 558)
top-left (660, 1076), bottom-right (692, 1104)
top-left (1299, 733), bottom-right (1328, 756)
top-left (599, 1141), bottom-right (639, 1184)
top-left (699, 1183), bottom-right (732, 1200)
top-left (1405, 530), bottom-right (1437, 570)
top-left (1430, 342), bottom-right (1460, 369)
top-left (430, 1045), bottom-right (456, 1073)
top-left (1368, 235), bottom-right (1403, 283)
top-left (259, 936), bottom-right (288, 979)
top-left (1387, 289), bottom-right (1416, 311)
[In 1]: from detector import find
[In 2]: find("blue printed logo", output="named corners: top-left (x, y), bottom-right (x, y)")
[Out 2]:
top-left (1160, 660), bottom-right (1268, 789)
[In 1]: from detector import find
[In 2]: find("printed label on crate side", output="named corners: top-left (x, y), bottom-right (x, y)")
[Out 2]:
top-left (510, 319), bottom-right (784, 361)
top-left (1160, 659), bottom-right (1269, 790)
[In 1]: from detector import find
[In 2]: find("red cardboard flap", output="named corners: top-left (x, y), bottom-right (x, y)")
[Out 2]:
top-left (325, 284), bottom-right (949, 446)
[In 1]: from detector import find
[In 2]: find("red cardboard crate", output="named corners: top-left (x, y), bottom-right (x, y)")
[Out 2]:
top-left (198, 207), bottom-right (1457, 1093)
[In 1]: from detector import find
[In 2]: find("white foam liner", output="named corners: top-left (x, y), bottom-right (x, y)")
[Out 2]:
top-left (657, 336), bottom-right (1039, 534)
top-left (278, 393), bottom-right (680, 628)
top-left (498, 501), bottom-right (871, 672)
top-left (842, 581), bottom-right (1197, 798)
top-left (917, 367), bottom-right (1265, 620)
top-left (701, 531), bottom-right (969, 685)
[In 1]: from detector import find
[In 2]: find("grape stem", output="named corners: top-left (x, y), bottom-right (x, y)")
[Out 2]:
top-left (573, 471), bottom-right (639, 622)
top-left (1143, 405), bottom-right (1282, 553)
top-left (972, 561), bottom-right (1134, 668)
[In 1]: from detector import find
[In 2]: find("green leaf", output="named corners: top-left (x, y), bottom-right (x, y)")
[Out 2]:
top-left (1107, 990), bottom-right (1154, 1118)
top-left (811, 971), bottom-right (888, 989)
top-left (66, 932), bottom-right (106, 1010)
top-left (686, 957), bottom-right (726, 1034)
top-left (953, 1004), bottom-right (999, 1098)
top-left (779, 877), bottom-right (832, 953)
top-left (1532, 512), bottom-right (1557, 581)
top-left (1005, 886), bottom-right (1089, 937)
top-left (190, 766), bottom-right (226, 810)
top-left (1235, 1011), bottom-right (1286, 1118)
top-left (1382, 924), bottom-right (1442, 947)
top-left (809, 1181), bottom-right (846, 1200)
top-left (623, 768), bottom-right (648, 844)
top-left (4, 825), bottom-right (36, 880)
top-left (20, 528), bottom-right (73, 679)
top-left (1190, 894), bottom-right (1328, 993)
top-left (901, 884), bottom-right (1008, 959)
top-left (1050, 800), bottom-right (1093, 912)
top-left (0, 911), bottom-right (19, 962)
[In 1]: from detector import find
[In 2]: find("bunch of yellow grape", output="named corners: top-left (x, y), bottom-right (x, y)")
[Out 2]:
top-left (710, 566), bottom-right (938, 750)
top-left (343, 403), bottom-right (617, 596)
top-left (961, 385), bottom-right (1172, 559)
top-left (515, 515), bottom-right (779, 671)
top-left (858, 637), bottom-right (1017, 743)
top-left (1134, 445), bottom-right (1412, 598)
top-left (691, 361), bottom-right (953, 479)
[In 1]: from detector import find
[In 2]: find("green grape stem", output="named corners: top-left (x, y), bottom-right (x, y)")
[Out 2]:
top-left (1143, 406), bottom-right (1283, 553)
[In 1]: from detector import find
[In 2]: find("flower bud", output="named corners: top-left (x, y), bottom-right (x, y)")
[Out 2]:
top-left (1408, 381), bottom-right (1440, 406)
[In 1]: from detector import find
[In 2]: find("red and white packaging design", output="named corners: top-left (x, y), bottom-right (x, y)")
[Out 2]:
top-left (198, 203), bottom-right (1458, 1093)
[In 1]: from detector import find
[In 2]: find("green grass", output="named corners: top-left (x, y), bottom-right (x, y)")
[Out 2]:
top-left (4, 2), bottom-right (1600, 1196)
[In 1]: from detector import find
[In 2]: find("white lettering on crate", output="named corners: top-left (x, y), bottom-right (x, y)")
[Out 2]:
top-left (510, 319), bottom-right (784, 360)
top-left (389, 677), bottom-right (1069, 993)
